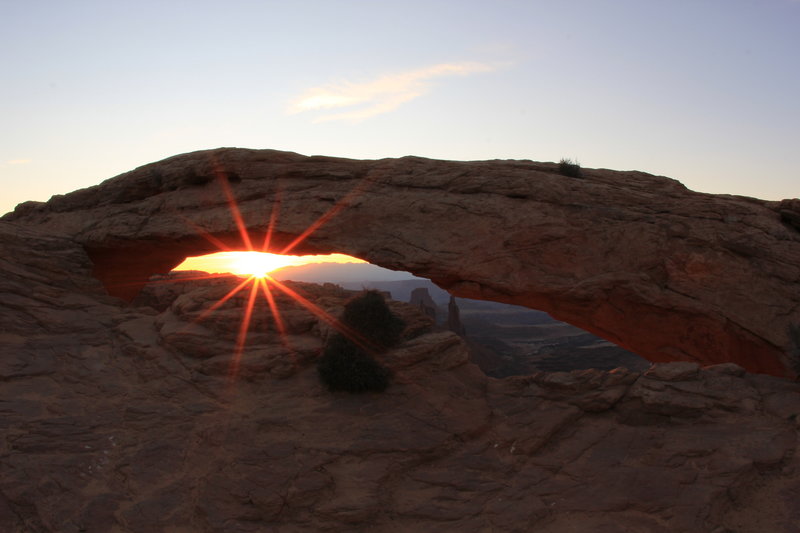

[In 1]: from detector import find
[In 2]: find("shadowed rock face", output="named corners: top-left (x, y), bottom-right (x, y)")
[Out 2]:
top-left (4, 148), bottom-right (800, 375)
top-left (2, 216), bottom-right (800, 532)
top-left (1, 221), bottom-right (800, 532)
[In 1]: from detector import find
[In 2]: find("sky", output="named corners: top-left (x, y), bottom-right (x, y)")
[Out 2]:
top-left (1, 0), bottom-right (798, 218)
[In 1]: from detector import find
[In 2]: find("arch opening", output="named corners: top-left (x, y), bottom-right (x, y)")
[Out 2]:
top-left (158, 251), bottom-right (649, 377)
top-left (174, 251), bottom-right (367, 279)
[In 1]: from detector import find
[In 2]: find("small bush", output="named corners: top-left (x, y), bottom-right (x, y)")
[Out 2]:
top-left (340, 290), bottom-right (405, 351)
top-left (316, 290), bottom-right (404, 393)
top-left (558, 158), bottom-right (582, 178)
top-left (317, 334), bottom-right (391, 393)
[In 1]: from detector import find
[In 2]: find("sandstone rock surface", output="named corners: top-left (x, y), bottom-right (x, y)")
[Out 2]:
top-left (1, 221), bottom-right (800, 532)
top-left (4, 148), bottom-right (799, 375)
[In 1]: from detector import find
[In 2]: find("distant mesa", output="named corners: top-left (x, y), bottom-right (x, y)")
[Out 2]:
top-left (4, 147), bottom-right (799, 376)
top-left (272, 261), bottom-right (420, 284)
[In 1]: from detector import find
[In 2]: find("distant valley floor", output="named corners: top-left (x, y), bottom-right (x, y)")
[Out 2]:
top-left (330, 279), bottom-right (651, 377)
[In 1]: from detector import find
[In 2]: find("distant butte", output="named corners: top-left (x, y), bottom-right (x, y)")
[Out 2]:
top-left (4, 148), bottom-right (800, 376)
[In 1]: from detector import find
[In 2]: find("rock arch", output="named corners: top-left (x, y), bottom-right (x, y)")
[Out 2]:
top-left (5, 148), bottom-right (800, 376)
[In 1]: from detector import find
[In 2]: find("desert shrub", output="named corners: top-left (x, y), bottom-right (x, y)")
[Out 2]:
top-left (558, 158), bottom-right (583, 178)
top-left (340, 290), bottom-right (405, 351)
top-left (316, 290), bottom-right (404, 393)
top-left (317, 334), bottom-right (391, 393)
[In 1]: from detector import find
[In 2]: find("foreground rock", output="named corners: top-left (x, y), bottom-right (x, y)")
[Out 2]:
top-left (1, 222), bottom-right (799, 532)
top-left (4, 148), bottom-right (799, 375)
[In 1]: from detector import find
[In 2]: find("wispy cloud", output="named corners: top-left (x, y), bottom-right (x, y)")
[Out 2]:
top-left (5, 159), bottom-right (32, 166)
top-left (288, 61), bottom-right (498, 122)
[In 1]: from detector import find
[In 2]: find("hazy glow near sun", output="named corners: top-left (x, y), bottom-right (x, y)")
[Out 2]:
top-left (173, 252), bottom-right (365, 278)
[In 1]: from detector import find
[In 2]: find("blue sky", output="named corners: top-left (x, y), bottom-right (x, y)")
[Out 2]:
top-left (2, 0), bottom-right (798, 215)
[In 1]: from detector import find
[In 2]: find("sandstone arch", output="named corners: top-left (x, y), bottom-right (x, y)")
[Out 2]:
top-left (5, 148), bottom-right (800, 376)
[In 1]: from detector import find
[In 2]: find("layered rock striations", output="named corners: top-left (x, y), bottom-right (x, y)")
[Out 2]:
top-left (4, 147), bottom-right (799, 375)
top-left (1, 221), bottom-right (800, 532)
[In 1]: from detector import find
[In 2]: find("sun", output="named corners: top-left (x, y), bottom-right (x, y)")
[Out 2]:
top-left (174, 251), bottom-right (366, 279)
top-left (162, 157), bottom-right (379, 383)
top-left (227, 252), bottom-right (296, 278)
top-left (179, 251), bottom-right (299, 278)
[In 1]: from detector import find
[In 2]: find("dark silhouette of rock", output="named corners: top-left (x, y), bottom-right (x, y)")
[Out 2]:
top-left (409, 287), bottom-right (438, 321)
top-left (447, 295), bottom-right (466, 337)
top-left (3, 147), bottom-right (799, 376)
top-left (779, 198), bottom-right (800, 232)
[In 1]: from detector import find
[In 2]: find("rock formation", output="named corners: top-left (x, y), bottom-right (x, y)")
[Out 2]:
top-left (447, 295), bottom-right (466, 337)
top-left (4, 148), bottom-right (799, 375)
top-left (409, 287), bottom-right (438, 321)
top-left (1, 220), bottom-right (799, 532)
